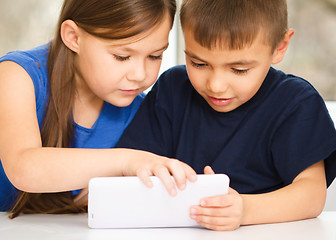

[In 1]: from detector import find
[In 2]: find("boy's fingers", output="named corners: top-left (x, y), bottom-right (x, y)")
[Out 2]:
top-left (204, 166), bottom-right (215, 175)
top-left (196, 217), bottom-right (240, 231)
top-left (190, 206), bottom-right (230, 218)
top-left (200, 195), bottom-right (233, 208)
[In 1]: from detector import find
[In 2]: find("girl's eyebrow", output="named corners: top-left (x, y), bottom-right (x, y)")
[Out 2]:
top-left (117, 43), bottom-right (169, 53)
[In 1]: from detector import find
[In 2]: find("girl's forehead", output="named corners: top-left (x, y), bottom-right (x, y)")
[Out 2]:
top-left (87, 14), bottom-right (172, 47)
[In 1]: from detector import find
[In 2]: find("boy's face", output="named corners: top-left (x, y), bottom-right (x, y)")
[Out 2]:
top-left (184, 29), bottom-right (278, 113)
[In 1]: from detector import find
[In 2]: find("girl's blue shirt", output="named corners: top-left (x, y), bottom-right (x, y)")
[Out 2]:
top-left (0, 44), bottom-right (144, 211)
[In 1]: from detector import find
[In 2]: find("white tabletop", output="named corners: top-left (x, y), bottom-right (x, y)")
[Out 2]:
top-left (0, 211), bottom-right (335, 240)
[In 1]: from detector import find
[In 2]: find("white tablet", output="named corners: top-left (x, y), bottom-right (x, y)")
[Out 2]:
top-left (88, 174), bottom-right (229, 229)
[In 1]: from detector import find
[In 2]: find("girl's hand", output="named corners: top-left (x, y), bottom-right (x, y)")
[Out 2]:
top-left (123, 150), bottom-right (197, 196)
top-left (190, 166), bottom-right (243, 231)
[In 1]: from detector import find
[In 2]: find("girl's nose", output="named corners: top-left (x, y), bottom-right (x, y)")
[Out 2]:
top-left (127, 60), bottom-right (146, 82)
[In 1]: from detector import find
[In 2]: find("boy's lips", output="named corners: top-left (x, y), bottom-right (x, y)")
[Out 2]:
top-left (120, 89), bottom-right (140, 95)
top-left (208, 96), bottom-right (234, 106)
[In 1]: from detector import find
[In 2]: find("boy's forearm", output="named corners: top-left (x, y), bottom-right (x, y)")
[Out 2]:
top-left (241, 166), bottom-right (326, 225)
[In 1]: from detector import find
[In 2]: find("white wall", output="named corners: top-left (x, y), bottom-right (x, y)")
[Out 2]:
top-left (324, 101), bottom-right (336, 211)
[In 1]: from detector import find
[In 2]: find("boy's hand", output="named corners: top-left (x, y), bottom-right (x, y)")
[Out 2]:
top-left (189, 166), bottom-right (243, 231)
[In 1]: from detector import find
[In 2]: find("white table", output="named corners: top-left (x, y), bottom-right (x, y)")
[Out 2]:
top-left (0, 211), bottom-right (335, 240)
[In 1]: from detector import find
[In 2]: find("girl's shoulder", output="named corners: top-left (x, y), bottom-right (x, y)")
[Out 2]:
top-left (0, 44), bottom-right (50, 87)
top-left (0, 44), bottom-right (49, 72)
top-left (0, 44), bottom-right (50, 123)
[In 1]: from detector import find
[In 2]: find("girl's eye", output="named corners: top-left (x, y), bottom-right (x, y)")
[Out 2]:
top-left (232, 68), bottom-right (249, 75)
top-left (190, 61), bottom-right (207, 68)
top-left (149, 55), bottom-right (162, 61)
top-left (113, 55), bottom-right (130, 61)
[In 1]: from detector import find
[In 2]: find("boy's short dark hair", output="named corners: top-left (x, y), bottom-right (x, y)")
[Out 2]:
top-left (180, 0), bottom-right (288, 51)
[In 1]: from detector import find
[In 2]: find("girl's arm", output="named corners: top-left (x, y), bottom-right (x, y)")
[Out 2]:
top-left (0, 61), bottom-right (196, 196)
top-left (190, 161), bottom-right (326, 231)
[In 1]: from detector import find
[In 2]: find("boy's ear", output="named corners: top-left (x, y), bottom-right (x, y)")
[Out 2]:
top-left (60, 20), bottom-right (81, 53)
top-left (272, 29), bottom-right (295, 64)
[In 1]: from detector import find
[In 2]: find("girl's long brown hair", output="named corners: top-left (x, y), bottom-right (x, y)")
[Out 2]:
top-left (9, 0), bottom-right (176, 219)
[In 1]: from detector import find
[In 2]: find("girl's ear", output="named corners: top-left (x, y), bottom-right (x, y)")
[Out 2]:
top-left (272, 29), bottom-right (295, 65)
top-left (60, 20), bottom-right (81, 53)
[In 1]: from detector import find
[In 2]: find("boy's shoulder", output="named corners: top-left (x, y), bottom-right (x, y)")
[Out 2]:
top-left (267, 67), bottom-right (319, 101)
top-left (158, 65), bottom-right (189, 85)
top-left (259, 68), bottom-right (326, 122)
top-left (153, 65), bottom-right (192, 96)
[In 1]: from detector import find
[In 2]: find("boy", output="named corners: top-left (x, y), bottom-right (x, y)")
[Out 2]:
top-left (116, 0), bottom-right (336, 231)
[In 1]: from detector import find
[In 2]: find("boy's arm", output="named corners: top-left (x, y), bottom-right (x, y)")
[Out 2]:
top-left (191, 161), bottom-right (326, 231)
top-left (241, 160), bottom-right (326, 225)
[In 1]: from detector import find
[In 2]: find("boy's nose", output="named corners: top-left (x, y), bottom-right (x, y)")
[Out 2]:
top-left (207, 72), bottom-right (228, 94)
top-left (127, 60), bottom-right (146, 82)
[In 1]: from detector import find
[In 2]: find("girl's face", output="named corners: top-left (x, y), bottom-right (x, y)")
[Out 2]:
top-left (74, 15), bottom-right (171, 107)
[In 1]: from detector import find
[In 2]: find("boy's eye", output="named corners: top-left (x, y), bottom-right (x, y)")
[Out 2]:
top-left (190, 61), bottom-right (207, 68)
top-left (113, 55), bottom-right (130, 61)
top-left (232, 68), bottom-right (249, 75)
top-left (149, 55), bottom-right (163, 61)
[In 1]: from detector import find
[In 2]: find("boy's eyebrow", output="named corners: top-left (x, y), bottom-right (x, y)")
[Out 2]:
top-left (225, 60), bottom-right (258, 66)
top-left (184, 50), bottom-right (206, 62)
top-left (184, 50), bottom-right (258, 66)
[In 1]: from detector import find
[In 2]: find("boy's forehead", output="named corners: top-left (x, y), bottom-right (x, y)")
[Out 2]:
top-left (184, 27), bottom-right (273, 55)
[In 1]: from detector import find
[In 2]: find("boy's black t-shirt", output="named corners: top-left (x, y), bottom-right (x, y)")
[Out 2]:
top-left (116, 65), bottom-right (336, 194)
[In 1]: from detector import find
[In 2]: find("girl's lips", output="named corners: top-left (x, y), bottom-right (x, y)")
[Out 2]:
top-left (208, 96), bottom-right (233, 106)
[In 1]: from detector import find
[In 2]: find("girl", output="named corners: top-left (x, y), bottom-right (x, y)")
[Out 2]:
top-left (0, 0), bottom-right (196, 218)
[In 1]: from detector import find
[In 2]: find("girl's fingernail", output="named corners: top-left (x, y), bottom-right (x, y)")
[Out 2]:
top-left (147, 181), bottom-right (153, 188)
top-left (171, 188), bottom-right (177, 196)
top-left (180, 184), bottom-right (186, 190)
top-left (200, 200), bottom-right (206, 206)
top-left (190, 175), bottom-right (197, 181)
top-left (190, 208), bottom-right (197, 214)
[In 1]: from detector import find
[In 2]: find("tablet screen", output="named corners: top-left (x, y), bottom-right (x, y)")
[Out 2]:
top-left (88, 174), bottom-right (229, 228)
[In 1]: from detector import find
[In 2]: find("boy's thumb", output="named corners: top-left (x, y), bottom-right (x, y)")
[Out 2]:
top-left (204, 166), bottom-right (215, 175)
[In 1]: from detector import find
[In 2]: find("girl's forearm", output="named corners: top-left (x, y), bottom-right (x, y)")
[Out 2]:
top-left (6, 147), bottom-right (141, 193)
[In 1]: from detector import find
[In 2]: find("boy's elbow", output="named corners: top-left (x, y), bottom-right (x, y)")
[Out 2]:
top-left (306, 188), bottom-right (326, 219)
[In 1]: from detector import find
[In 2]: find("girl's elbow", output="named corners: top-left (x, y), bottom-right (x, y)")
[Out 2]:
top-left (3, 155), bottom-right (38, 192)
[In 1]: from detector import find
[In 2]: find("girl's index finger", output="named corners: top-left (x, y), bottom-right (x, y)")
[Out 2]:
top-left (184, 164), bottom-right (197, 183)
top-left (136, 168), bottom-right (154, 188)
top-left (153, 166), bottom-right (178, 197)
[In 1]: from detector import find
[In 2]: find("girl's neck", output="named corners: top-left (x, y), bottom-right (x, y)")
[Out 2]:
top-left (73, 94), bottom-right (104, 129)
top-left (73, 76), bottom-right (104, 129)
